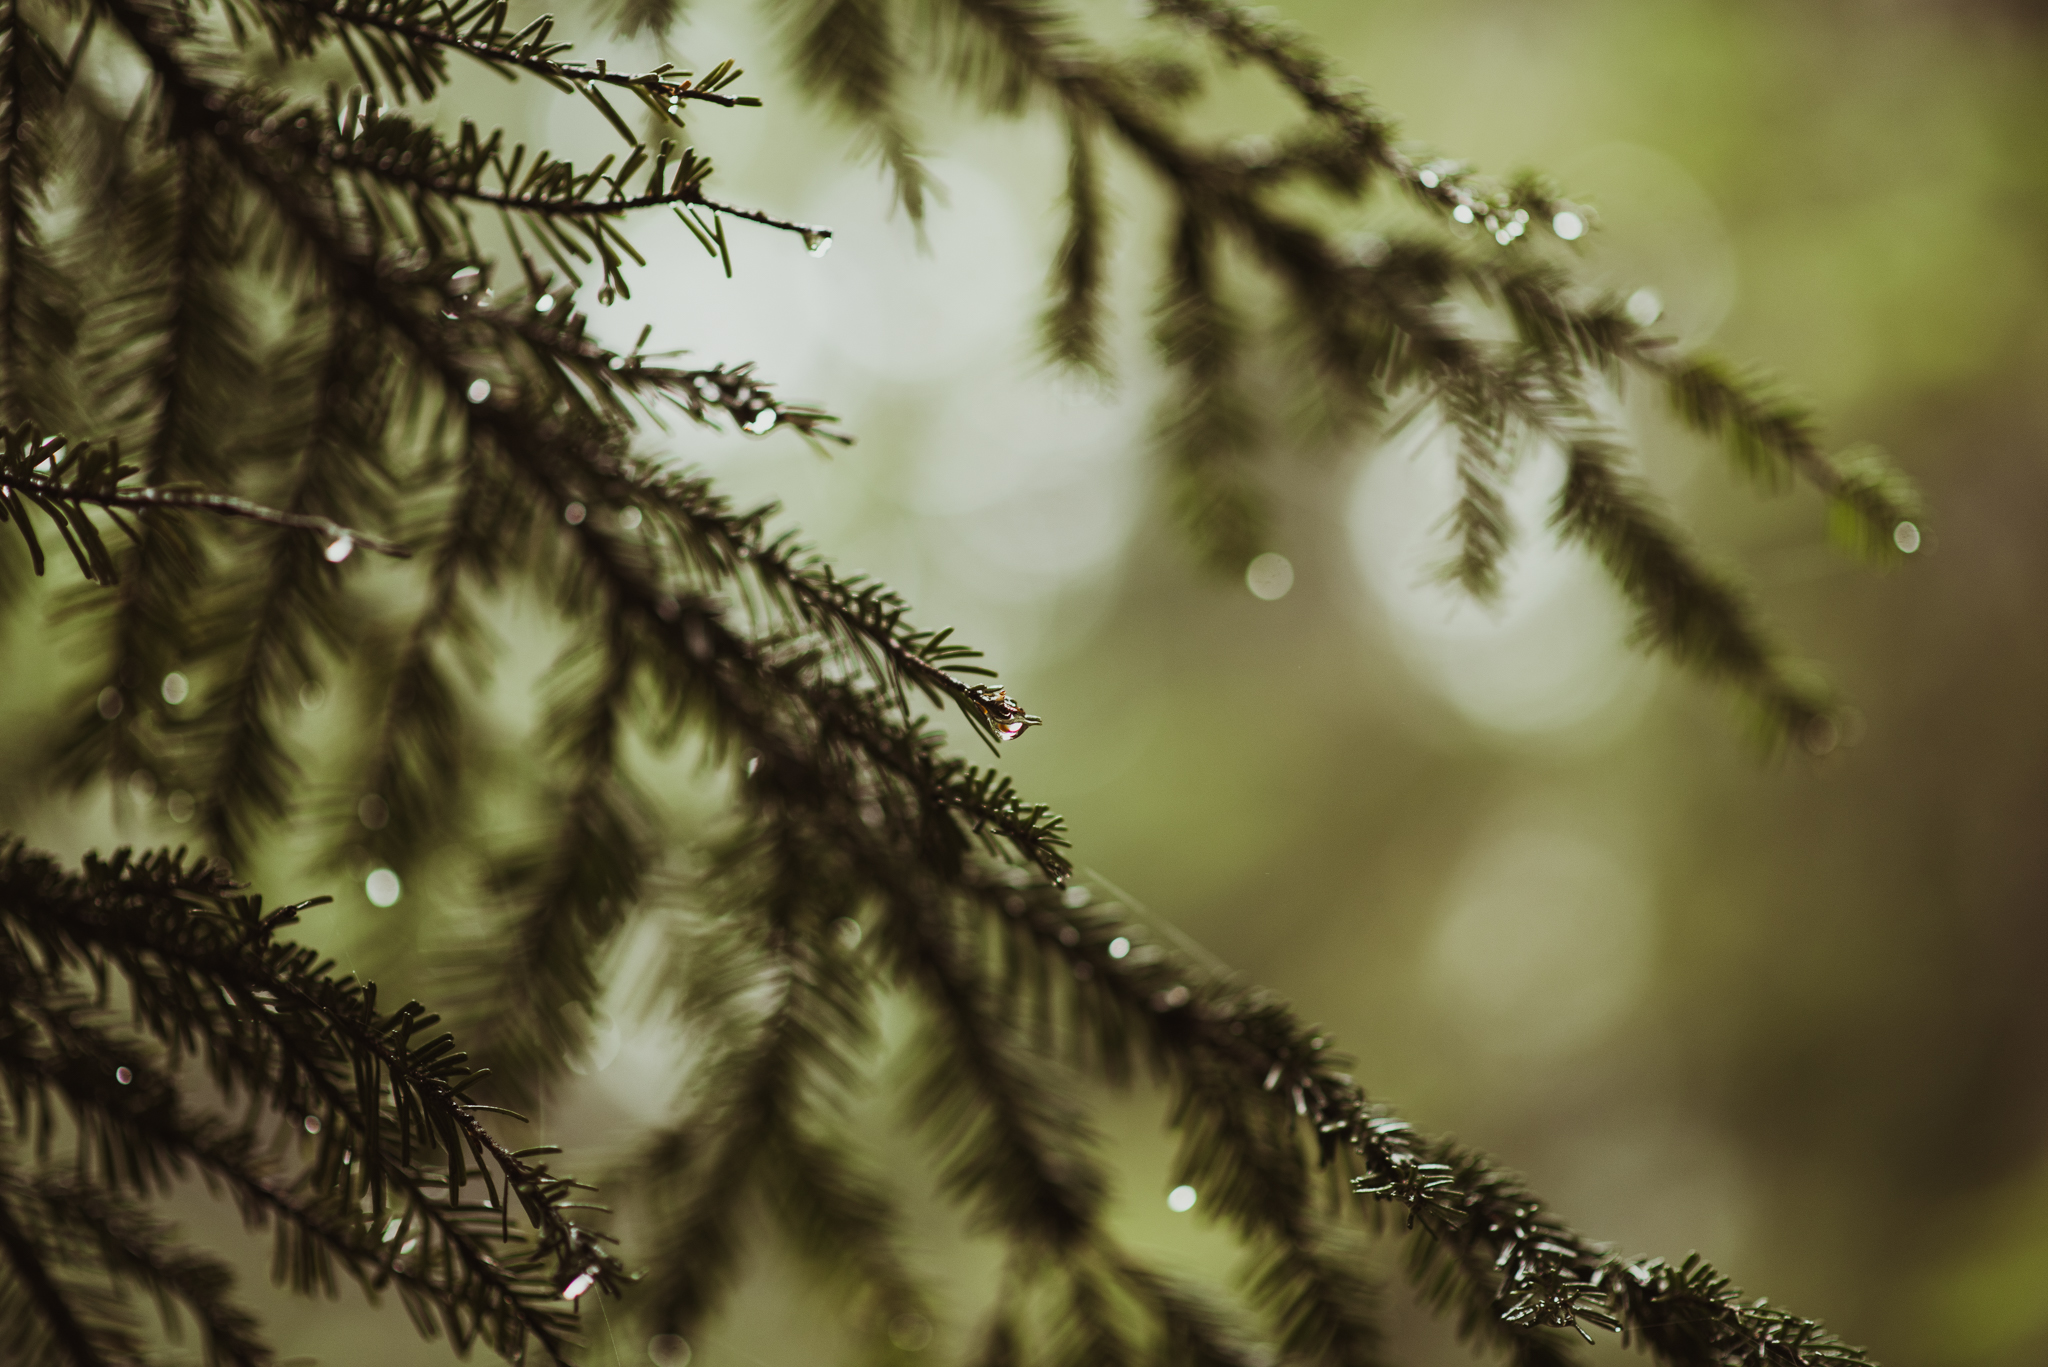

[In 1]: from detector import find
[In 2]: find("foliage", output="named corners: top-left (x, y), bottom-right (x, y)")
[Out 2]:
top-left (0, 0), bottom-right (1914, 1362)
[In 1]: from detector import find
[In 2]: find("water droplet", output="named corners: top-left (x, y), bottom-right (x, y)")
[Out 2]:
top-left (358, 794), bottom-right (389, 830)
top-left (115, 1066), bottom-right (133, 1085)
top-left (834, 917), bottom-right (862, 949)
top-left (1107, 936), bottom-right (1131, 959)
top-left (745, 754), bottom-right (761, 777)
top-left (324, 533), bottom-right (354, 564)
top-left (399, 1237), bottom-right (418, 1255)
top-left (1418, 168), bottom-right (1440, 188)
top-left (742, 408), bottom-right (779, 435)
top-left (656, 595), bottom-right (680, 622)
top-left (1552, 211), bottom-right (1585, 241)
top-left (1893, 520), bottom-right (1921, 554)
top-left (1063, 886), bottom-right (1091, 909)
top-left (1167, 1184), bottom-right (1198, 1212)
top-left (564, 502), bottom-right (587, 525)
top-left (166, 790), bottom-right (194, 823)
top-left (161, 672), bottom-right (189, 705)
top-left (608, 355), bottom-right (627, 371)
top-left (1625, 288), bottom-right (1663, 327)
top-left (1451, 204), bottom-right (1475, 224)
top-left (365, 868), bottom-right (403, 907)
top-left (1246, 552), bottom-right (1294, 601)
top-left (618, 507), bottom-right (643, 531)
top-left (997, 719), bottom-right (1028, 740)
top-left (128, 771), bottom-right (157, 804)
top-left (449, 267), bottom-right (482, 293)
top-left (561, 1266), bottom-right (599, 1301)
top-left (535, 293), bottom-right (555, 313)
top-left (299, 681), bottom-right (327, 710)
top-left (887, 1315), bottom-right (932, 1352)
top-left (466, 378), bottom-right (492, 404)
top-left (303, 1114), bottom-right (322, 1134)
top-left (1495, 230), bottom-right (1513, 245)
top-left (97, 687), bottom-right (122, 720)
top-left (802, 230), bottom-right (833, 257)
top-left (648, 1336), bottom-right (693, 1367)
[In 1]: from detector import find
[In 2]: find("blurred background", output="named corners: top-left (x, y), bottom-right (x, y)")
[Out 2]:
top-left (6, 0), bottom-right (2048, 1363)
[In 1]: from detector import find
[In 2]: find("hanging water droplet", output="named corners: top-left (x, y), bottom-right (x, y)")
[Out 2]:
top-left (561, 1266), bottom-right (600, 1301)
top-left (1107, 937), bottom-right (1131, 959)
top-left (466, 378), bottom-right (492, 404)
top-left (449, 267), bottom-right (482, 293)
top-left (535, 293), bottom-right (555, 313)
top-left (1167, 1184), bottom-right (1198, 1212)
top-left (1626, 288), bottom-right (1664, 327)
top-left (303, 1114), bottom-right (322, 1134)
top-left (161, 672), bottom-right (189, 705)
top-left (802, 229), bottom-right (833, 257)
top-left (115, 1066), bottom-right (133, 1085)
top-left (324, 533), bottom-right (354, 564)
top-left (1552, 210), bottom-right (1586, 241)
top-left (742, 408), bottom-right (779, 435)
top-left (1893, 520), bottom-right (1921, 554)
top-left (365, 868), bottom-right (402, 907)
top-left (834, 917), bottom-right (863, 949)
top-left (608, 355), bottom-right (627, 371)
top-left (1452, 204), bottom-right (1475, 224)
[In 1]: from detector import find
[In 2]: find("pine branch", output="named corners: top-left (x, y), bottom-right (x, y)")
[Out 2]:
top-left (269, 0), bottom-right (764, 110)
top-left (0, 0), bottom-right (78, 427)
top-left (0, 840), bottom-right (629, 1362)
top-left (24, 1173), bottom-right (271, 1367)
top-left (0, 1155), bottom-right (127, 1367)
top-left (955, 871), bottom-right (1871, 1367)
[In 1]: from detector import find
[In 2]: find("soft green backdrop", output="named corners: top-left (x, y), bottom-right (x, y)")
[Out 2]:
top-left (4, 0), bottom-right (2045, 1364)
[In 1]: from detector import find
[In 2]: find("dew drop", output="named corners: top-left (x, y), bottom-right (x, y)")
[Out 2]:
top-left (742, 408), bottom-right (780, 435)
top-left (887, 1315), bottom-right (932, 1352)
top-left (466, 378), bottom-right (492, 404)
top-left (1419, 169), bottom-right (1439, 188)
top-left (1167, 1184), bottom-right (1198, 1212)
top-left (833, 917), bottom-right (862, 949)
top-left (561, 1266), bottom-right (599, 1301)
top-left (365, 868), bottom-right (402, 907)
top-left (564, 502), bottom-right (587, 525)
top-left (535, 293), bottom-right (555, 313)
top-left (299, 681), bottom-right (327, 711)
top-left (166, 790), bottom-right (194, 823)
top-left (115, 1066), bottom-right (133, 1085)
top-left (618, 507), bottom-right (643, 531)
top-left (1107, 936), bottom-right (1131, 959)
top-left (1246, 552), bottom-right (1294, 601)
top-left (324, 533), bottom-right (354, 564)
top-left (648, 1336), bottom-right (693, 1367)
top-left (1452, 204), bottom-right (1475, 224)
top-left (97, 687), bottom-right (123, 720)
top-left (1626, 288), bottom-right (1664, 327)
top-left (1893, 520), bottom-right (1921, 554)
top-left (801, 230), bottom-right (833, 257)
top-left (358, 794), bottom-right (389, 830)
top-left (161, 671), bottom-right (190, 705)
top-left (303, 1114), bottom-right (322, 1134)
top-left (128, 770), bottom-right (157, 803)
top-left (1552, 210), bottom-right (1586, 241)
top-left (1063, 886), bottom-right (1091, 909)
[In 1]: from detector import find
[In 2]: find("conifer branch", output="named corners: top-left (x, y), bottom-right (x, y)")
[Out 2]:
top-left (956, 871), bottom-right (1871, 1367)
top-left (0, 1157), bottom-right (121, 1367)
top-left (274, 0), bottom-right (764, 109)
top-left (0, 840), bottom-right (628, 1362)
